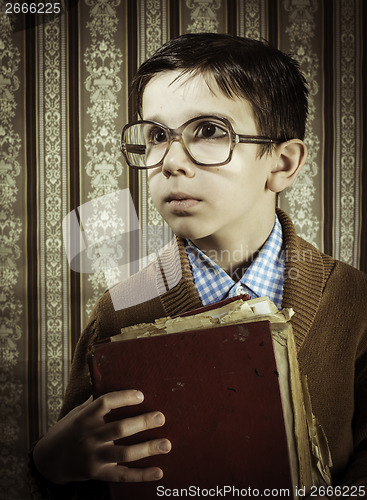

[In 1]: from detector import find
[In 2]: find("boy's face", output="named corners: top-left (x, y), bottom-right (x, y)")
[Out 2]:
top-left (144, 70), bottom-right (279, 247)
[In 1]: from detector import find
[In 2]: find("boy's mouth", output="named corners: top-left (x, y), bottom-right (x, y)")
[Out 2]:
top-left (165, 192), bottom-right (201, 210)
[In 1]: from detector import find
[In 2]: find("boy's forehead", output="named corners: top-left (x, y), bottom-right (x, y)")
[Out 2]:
top-left (142, 71), bottom-right (218, 108)
top-left (141, 70), bottom-right (255, 126)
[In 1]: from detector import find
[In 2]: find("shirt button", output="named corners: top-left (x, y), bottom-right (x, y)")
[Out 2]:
top-left (236, 285), bottom-right (246, 295)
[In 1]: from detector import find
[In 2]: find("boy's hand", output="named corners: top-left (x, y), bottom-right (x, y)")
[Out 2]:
top-left (33, 390), bottom-right (171, 484)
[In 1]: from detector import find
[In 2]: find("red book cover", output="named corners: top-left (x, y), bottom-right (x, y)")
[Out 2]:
top-left (89, 316), bottom-right (295, 499)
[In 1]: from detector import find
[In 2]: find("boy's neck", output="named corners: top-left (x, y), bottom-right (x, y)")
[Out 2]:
top-left (191, 212), bottom-right (276, 281)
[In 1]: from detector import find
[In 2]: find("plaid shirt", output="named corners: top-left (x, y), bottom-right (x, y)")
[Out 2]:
top-left (185, 216), bottom-right (284, 309)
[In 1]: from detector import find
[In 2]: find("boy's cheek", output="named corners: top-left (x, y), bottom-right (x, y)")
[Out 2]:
top-left (147, 167), bottom-right (162, 184)
top-left (147, 183), bottom-right (161, 207)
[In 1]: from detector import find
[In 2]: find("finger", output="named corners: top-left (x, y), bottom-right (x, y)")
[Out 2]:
top-left (84, 390), bottom-right (144, 419)
top-left (94, 411), bottom-right (166, 442)
top-left (97, 438), bottom-right (172, 464)
top-left (97, 463), bottom-right (164, 483)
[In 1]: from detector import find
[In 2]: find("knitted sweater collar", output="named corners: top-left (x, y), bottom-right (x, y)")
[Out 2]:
top-left (277, 209), bottom-right (332, 350)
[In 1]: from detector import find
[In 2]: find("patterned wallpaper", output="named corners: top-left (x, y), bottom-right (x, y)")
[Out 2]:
top-left (0, 1), bottom-right (366, 498)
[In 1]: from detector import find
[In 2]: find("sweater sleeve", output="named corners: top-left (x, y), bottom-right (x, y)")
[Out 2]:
top-left (331, 347), bottom-right (367, 499)
top-left (324, 280), bottom-right (367, 500)
top-left (28, 297), bottom-right (109, 500)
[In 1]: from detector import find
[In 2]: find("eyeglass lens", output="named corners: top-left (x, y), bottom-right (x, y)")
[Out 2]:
top-left (123, 117), bottom-right (232, 168)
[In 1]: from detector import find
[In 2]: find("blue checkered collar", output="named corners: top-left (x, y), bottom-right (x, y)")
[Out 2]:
top-left (185, 215), bottom-right (284, 309)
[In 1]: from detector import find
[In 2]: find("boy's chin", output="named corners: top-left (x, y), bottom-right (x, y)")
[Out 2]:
top-left (170, 226), bottom-right (209, 242)
top-left (163, 215), bottom-right (217, 242)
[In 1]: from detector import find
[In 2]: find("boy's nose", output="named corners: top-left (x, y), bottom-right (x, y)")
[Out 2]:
top-left (161, 141), bottom-right (196, 178)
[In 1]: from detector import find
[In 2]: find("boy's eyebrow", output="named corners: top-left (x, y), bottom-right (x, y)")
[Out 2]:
top-left (141, 111), bottom-right (240, 128)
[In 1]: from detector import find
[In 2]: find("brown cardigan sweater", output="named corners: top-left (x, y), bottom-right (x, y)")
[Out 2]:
top-left (31, 210), bottom-right (367, 499)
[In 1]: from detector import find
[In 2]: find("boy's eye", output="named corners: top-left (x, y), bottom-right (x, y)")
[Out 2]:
top-left (195, 122), bottom-right (228, 140)
top-left (147, 126), bottom-right (168, 145)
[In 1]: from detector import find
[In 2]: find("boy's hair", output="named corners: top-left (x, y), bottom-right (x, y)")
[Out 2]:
top-left (132, 33), bottom-right (309, 155)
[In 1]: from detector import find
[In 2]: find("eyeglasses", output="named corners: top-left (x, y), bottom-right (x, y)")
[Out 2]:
top-left (120, 115), bottom-right (283, 169)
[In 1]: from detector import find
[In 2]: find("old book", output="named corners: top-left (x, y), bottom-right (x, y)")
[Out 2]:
top-left (89, 296), bottom-right (331, 500)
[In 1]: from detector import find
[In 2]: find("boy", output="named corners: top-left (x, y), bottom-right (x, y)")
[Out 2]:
top-left (30, 34), bottom-right (367, 499)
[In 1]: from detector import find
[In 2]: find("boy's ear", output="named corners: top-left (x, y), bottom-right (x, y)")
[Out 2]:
top-left (266, 139), bottom-right (307, 193)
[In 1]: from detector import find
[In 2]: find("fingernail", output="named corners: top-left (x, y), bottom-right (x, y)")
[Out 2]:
top-left (135, 391), bottom-right (144, 401)
top-left (159, 440), bottom-right (171, 452)
top-left (154, 413), bottom-right (164, 426)
top-left (154, 469), bottom-right (163, 480)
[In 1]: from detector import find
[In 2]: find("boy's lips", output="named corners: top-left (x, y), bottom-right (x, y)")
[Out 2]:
top-left (165, 192), bottom-right (201, 210)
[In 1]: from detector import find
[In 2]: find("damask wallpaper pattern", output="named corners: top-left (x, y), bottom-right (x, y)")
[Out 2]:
top-left (0, 1), bottom-right (366, 498)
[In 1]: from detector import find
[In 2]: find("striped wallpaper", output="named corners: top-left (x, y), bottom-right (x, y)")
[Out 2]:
top-left (0, 1), bottom-right (366, 498)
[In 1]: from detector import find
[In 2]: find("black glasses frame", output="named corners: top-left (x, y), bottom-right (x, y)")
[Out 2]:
top-left (120, 115), bottom-right (283, 170)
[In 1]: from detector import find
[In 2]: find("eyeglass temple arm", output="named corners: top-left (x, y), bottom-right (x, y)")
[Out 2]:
top-left (237, 135), bottom-right (283, 144)
top-left (122, 144), bottom-right (146, 154)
